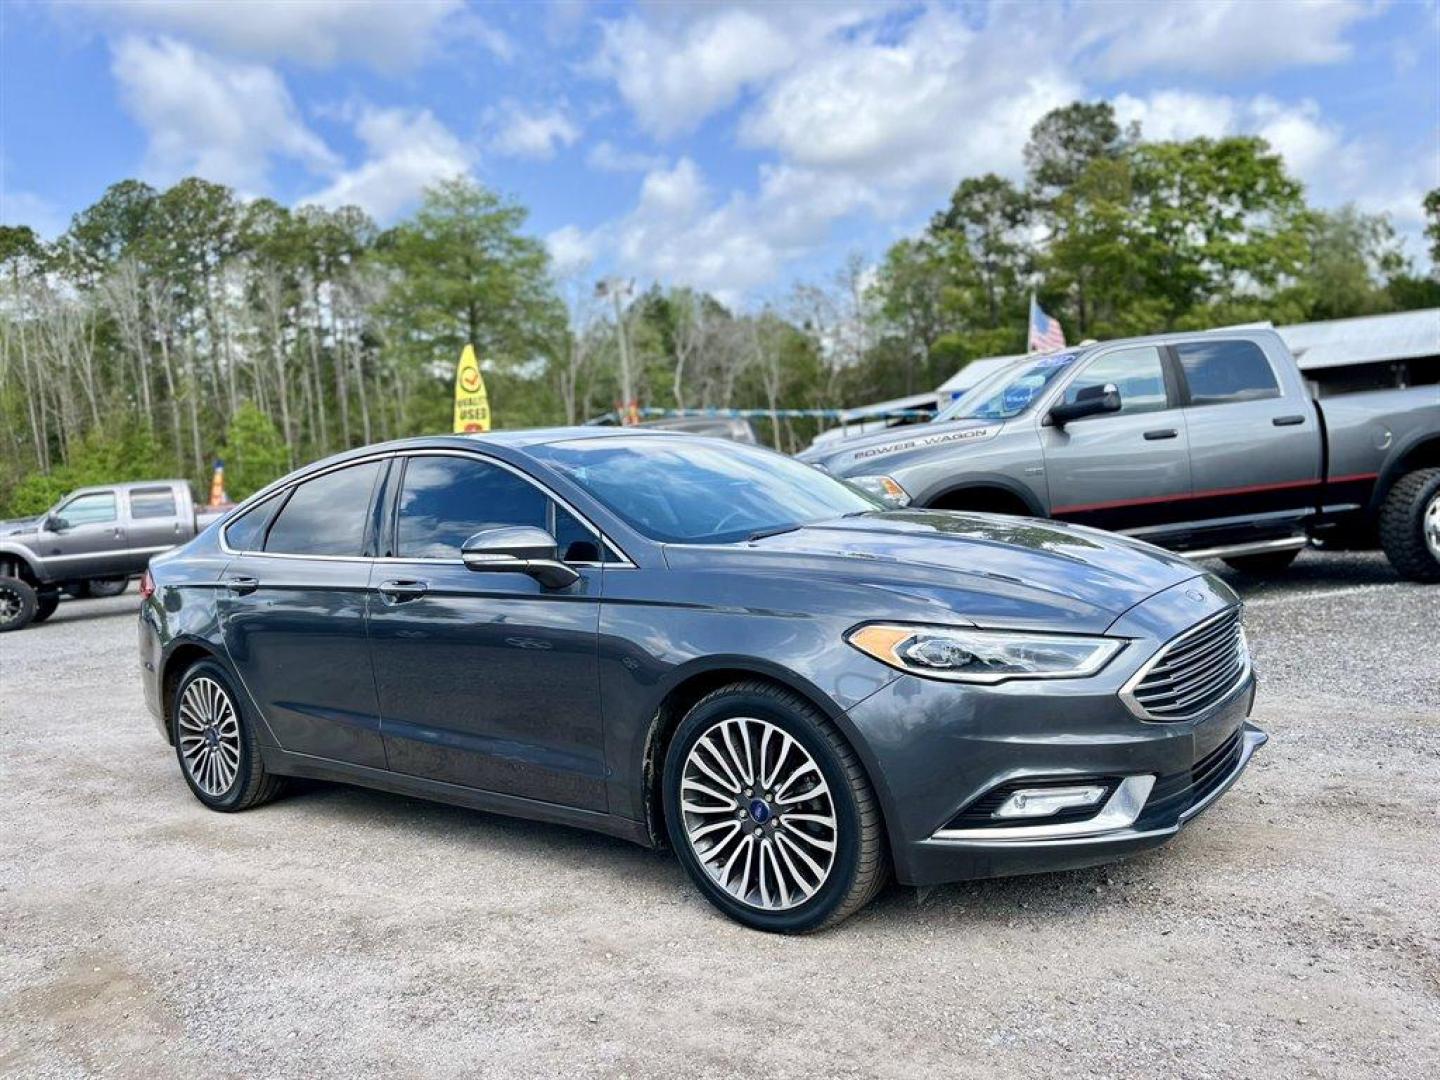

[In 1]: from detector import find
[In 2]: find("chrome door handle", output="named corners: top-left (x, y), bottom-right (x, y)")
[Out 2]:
top-left (1143, 428), bottom-right (1178, 440)
top-left (225, 576), bottom-right (259, 595)
top-left (379, 579), bottom-right (428, 603)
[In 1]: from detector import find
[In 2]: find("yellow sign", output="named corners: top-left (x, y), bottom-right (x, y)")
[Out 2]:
top-left (453, 344), bottom-right (491, 433)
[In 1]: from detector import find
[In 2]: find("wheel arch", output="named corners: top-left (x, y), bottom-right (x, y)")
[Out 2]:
top-left (638, 659), bottom-right (894, 855)
top-left (0, 544), bottom-right (44, 587)
top-left (1370, 432), bottom-right (1440, 515)
top-left (920, 478), bottom-right (1044, 516)
top-left (158, 639), bottom-right (229, 745)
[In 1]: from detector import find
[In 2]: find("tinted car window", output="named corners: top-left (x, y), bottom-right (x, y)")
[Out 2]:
top-left (223, 493), bottom-right (282, 552)
top-left (58, 492), bottom-right (117, 526)
top-left (129, 486), bottom-right (177, 519)
top-left (1064, 347), bottom-right (1169, 416)
top-left (397, 456), bottom-right (548, 560)
top-left (265, 462), bottom-right (382, 557)
top-left (530, 437), bottom-right (879, 545)
top-left (554, 504), bottom-right (603, 563)
top-left (1175, 340), bottom-right (1279, 405)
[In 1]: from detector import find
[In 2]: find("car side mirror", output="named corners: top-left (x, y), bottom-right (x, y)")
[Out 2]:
top-left (460, 526), bottom-right (580, 590)
top-left (1049, 383), bottom-right (1121, 428)
top-left (45, 514), bottom-right (67, 532)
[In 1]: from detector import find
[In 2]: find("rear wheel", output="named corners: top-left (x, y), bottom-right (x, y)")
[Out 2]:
top-left (1378, 467), bottom-right (1440, 583)
top-left (0, 576), bottom-right (37, 632)
top-left (31, 591), bottom-right (60, 624)
top-left (173, 660), bottom-right (285, 811)
top-left (1222, 548), bottom-right (1301, 577)
top-left (663, 681), bottom-right (888, 933)
top-left (87, 577), bottom-right (130, 598)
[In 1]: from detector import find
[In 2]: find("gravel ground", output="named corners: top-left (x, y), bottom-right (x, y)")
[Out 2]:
top-left (1, 551), bottom-right (1437, 1079)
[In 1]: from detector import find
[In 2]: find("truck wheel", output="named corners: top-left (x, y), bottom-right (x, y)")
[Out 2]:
top-left (31, 591), bottom-right (60, 624)
top-left (1378, 467), bottom-right (1440, 583)
top-left (1223, 549), bottom-right (1301, 577)
top-left (0, 576), bottom-right (38, 632)
top-left (87, 577), bottom-right (129, 598)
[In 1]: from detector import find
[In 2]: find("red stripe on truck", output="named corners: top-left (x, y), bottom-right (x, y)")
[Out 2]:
top-left (1051, 473), bottom-right (1378, 516)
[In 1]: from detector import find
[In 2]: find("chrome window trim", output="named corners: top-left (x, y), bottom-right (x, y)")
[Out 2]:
top-left (220, 447), bottom-right (636, 569)
top-left (1119, 606), bottom-right (1250, 722)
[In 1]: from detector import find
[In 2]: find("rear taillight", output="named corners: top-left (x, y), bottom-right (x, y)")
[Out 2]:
top-left (139, 569), bottom-right (155, 600)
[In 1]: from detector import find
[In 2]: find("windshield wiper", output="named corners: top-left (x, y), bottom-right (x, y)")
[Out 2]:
top-left (747, 523), bottom-right (802, 542)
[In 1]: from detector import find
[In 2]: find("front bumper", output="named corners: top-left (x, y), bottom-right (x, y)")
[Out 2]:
top-left (841, 573), bottom-right (1267, 887)
top-left (902, 718), bottom-right (1266, 886)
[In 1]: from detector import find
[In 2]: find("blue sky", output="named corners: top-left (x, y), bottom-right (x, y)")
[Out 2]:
top-left (2, 1), bottom-right (1437, 304)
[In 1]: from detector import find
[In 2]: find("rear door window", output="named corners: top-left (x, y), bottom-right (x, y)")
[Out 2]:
top-left (264, 462), bottom-right (383, 557)
top-left (223, 493), bottom-right (282, 552)
top-left (1175, 340), bottom-right (1280, 404)
top-left (129, 486), bottom-right (177, 519)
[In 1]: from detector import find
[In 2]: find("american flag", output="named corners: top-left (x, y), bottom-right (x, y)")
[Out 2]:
top-left (1028, 295), bottom-right (1066, 352)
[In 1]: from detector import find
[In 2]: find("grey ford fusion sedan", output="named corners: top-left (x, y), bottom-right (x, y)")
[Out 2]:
top-left (139, 428), bottom-right (1266, 932)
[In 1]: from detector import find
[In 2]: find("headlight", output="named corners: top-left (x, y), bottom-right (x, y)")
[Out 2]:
top-left (847, 474), bottom-right (910, 508)
top-left (847, 623), bottom-right (1123, 684)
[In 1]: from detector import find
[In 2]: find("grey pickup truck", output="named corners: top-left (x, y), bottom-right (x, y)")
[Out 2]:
top-left (0, 480), bottom-right (224, 631)
top-left (799, 327), bottom-right (1440, 581)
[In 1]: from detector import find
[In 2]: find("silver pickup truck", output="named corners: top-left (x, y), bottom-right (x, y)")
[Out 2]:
top-left (799, 327), bottom-right (1440, 581)
top-left (0, 480), bottom-right (224, 631)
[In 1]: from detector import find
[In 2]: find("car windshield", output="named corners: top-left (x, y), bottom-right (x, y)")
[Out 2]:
top-left (935, 353), bottom-right (1081, 421)
top-left (530, 436), bottom-right (881, 544)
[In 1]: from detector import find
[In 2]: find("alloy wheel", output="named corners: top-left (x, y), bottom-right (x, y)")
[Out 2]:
top-left (178, 676), bottom-right (241, 797)
top-left (0, 585), bottom-right (21, 626)
top-left (1425, 491), bottom-right (1440, 562)
top-left (679, 716), bottom-right (838, 911)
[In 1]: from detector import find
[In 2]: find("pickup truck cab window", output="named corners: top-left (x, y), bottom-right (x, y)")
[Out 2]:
top-left (129, 487), bottom-right (178, 520)
top-left (1174, 339), bottom-right (1280, 405)
top-left (55, 492), bottom-right (118, 527)
top-left (264, 462), bottom-right (382, 557)
top-left (1062, 346), bottom-right (1170, 417)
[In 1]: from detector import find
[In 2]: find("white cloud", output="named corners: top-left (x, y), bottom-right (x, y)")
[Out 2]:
top-left (489, 101), bottom-right (580, 160)
top-left (0, 189), bottom-right (68, 241)
top-left (592, 7), bottom-right (845, 138)
top-left (302, 106), bottom-right (471, 221)
top-left (1077, 0), bottom-right (1376, 78)
top-left (545, 224), bottom-right (597, 277)
top-left (70, 0), bottom-right (481, 72)
top-left (586, 141), bottom-right (666, 173)
top-left (111, 35), bottom-right (337, 193)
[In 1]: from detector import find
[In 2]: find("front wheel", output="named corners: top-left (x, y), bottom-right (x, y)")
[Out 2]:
top-left (31, 591), bottom-right (60, 624)
top-left (87, 577), bottom-right (130, 598)
top-left (663, 681), bottom-right (888, 933)
top-left (0, 576), bottom-right (38, 632)
top-left (173, 660), bottom-right (285, 811)
top-left (1378, 468), bottom-right (1440, 583)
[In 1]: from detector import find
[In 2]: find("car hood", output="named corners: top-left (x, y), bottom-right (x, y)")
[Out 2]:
top-left (0, 515), bottom-right (39, 538)
top-left (663, 510), bottom-right (1209, 632)
top-left (796, 418), bottom-right (1003, 473)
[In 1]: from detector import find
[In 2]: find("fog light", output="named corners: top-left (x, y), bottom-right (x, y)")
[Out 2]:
top-left (993, 784), bottom-right (1108, 820)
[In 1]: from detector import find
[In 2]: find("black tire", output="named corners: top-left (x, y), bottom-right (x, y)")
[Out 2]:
top-left (662, 681), bottom-right (888, 933)
top-left (1222, 548), bottom-right (1301, 576)
top-left (31, 591), bottom-right (60, 624)
top-left (1378, 467), bottom-right (1440, 583)
top-left (0, 576), bottom-right (38, 632)
top-left (173, 659), bottom-right (285, 812)
top-left (87, 577), bottom-right (130, 598)
top-left (66, 580), bottom-right (92, 599)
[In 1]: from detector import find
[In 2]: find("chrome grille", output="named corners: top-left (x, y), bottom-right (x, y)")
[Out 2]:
top-left (1124, 607), bottom-right (1248, 721)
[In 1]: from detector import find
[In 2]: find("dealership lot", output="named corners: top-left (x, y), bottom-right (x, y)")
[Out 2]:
top-left (1, 551), bottom-right (1436, 1078)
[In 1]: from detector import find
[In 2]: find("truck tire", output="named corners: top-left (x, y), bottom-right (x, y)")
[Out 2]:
top-left (1223, 549), bottom-right (1301, 577)
top-left (0, 576), bottom-right (38, 632)
top-left (1378, 467), bottom-right (1440, 583)
top-left (87, 577), bottom-right (130, 598)
top-left (32, 591), bottom-right (60, 624)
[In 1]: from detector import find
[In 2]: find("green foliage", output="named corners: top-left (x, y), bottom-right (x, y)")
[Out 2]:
top-left (6, 419), bottom-right (167, 516)
top-left (221, 404), bottom-right (290, 500)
